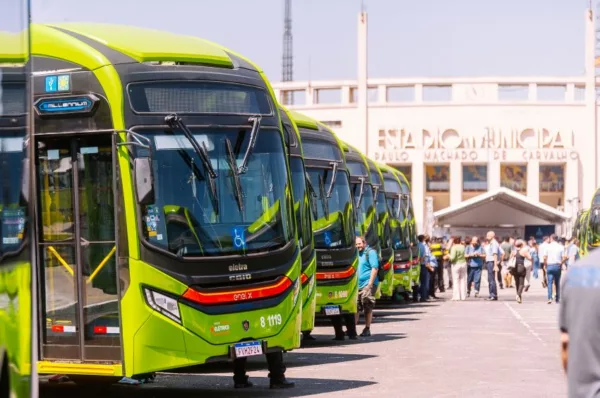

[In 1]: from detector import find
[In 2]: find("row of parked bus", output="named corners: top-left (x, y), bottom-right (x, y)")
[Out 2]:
top-left (572, 188), bottom-right (600, 256)
top-left (0, 24), bottom-right (420, 394)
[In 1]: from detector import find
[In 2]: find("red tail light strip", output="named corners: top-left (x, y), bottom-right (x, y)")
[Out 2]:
top-left (301, 273), bottom-right (309, 285)
top-left (182, 276), bottom-right (293, 305)
top-left (393, 263), bottom-right (410, 270)
top-left (316, 266), bottom-right (356, 281)
top-left (382, 262), bottom-right (391, 271)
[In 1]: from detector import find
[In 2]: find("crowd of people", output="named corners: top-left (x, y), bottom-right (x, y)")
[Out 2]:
top-left (415, 232), bottom-right (580, 304)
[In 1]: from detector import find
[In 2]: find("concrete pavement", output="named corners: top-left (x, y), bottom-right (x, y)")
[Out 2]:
top-left (40, 277), bottom-right (567, 398)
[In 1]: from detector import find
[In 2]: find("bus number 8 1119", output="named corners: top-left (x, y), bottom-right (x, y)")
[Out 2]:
top-left (260, 314), bottom-right (282, 328)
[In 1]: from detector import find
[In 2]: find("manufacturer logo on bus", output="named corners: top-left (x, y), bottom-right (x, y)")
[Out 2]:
top-left (229, 273), bottom-right (252, 282)
top-left (229, 263), bottom-right (248, 272)
top-left (34, 94), bottom-right (99, 116)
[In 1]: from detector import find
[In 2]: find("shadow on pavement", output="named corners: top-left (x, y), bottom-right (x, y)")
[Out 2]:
top-left (370, 316), bottom-right (419, 324)
top-left (300, 332), bottom-right (406, 348)
top-left (372, 310), bottom-right (425, 317)
top-left (40, 375), bottom-right (377, 398)
top-left (170, 351), bottom-right (376, 374)
top-left (382, 301), bottom-right (443, 309)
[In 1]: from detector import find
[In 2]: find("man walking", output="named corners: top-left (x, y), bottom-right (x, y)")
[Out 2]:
top-left (500, 236), bottom-right (513, 289)
top-left (484, 231), bottom-right (500, 301)
top-left (539, 236), bottom-right (550, 288)
top-left (429, 239), bottom-right (443, 299)
top-left (465, 236), bottom-right (484, 298)
top-left (355, 236), bottom-right (379, 337)
top-left (417, 234), bottom-right (432, 302)
top-left (544, 234), bottom-right (566, 304)
top-left (558, 248), bottom-right (600, 398)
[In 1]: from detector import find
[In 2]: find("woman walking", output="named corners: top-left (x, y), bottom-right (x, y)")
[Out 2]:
top-left (511, 239), bottom-right (532, 304)
top-left (446, 236), bottom-right (467, 301)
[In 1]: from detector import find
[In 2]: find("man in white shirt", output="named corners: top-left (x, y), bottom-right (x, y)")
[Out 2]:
top-left (539, 236), bottom-right (550, 288)
top-left (544, 234), bottom-right (567, 304)
top-left (484, 231), bottom-right (500, 301)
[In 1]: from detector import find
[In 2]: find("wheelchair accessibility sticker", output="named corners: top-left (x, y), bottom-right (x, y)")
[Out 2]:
top-left (232, 227), bottom-right (247, 249)
top-left (324, 231), bottom-right (332, 246)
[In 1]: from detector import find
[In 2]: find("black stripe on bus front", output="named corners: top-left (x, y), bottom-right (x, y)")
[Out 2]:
top-left (49, 26), bottom-right (137, 65)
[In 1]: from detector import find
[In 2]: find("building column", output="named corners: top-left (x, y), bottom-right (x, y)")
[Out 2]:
top-left (450, 161), bottom-right (462, 206)
top-left (585, 6), bottom-right (598, 204)
top-left (357, 11), bottom-right (369, 157)
top-left (564, 157), bottom-right (580, 225)
top-left (488, 159), bottom-right (501, 191)
top-left (412, 161), bottom-right (425, 234)
top-left (527, 160), bottom-right (540, 201)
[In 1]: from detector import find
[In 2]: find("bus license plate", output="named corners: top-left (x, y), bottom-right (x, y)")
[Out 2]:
top-left (233, 341), bottom-right (263, 358)
top-left (324, 305), bottom-right (340, 316)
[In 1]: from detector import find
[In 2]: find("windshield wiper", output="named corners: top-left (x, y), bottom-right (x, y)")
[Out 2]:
top-left (225, 138), bottom-right (245, 218)
top-left (237, 116), bottom-right (262, 174)
top-left (165, 114), bottom-right (219, 211)
top-left (305, 172), bottom-right (319, 219)
top-left (326, 161), bottom-right (338, 198)
top-left (402, 194), bottom-right (410, 220)
top-left (318, 173), bottom-right (330, 220)
top-left (165, 114), bottom-right (219, 214)
top-left (356, 177), bottom-right (366, 209)
top-left (165, 114), bottom-right (217, 178)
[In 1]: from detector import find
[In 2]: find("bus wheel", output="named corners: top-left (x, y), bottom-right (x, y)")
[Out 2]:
top-left (0, 355), bottom-right (9, 398)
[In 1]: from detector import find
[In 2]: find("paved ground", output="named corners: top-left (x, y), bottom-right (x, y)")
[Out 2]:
top-left (40, 276), bottom-right (567, 398)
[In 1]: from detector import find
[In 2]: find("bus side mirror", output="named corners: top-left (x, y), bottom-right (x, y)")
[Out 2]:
top-left (134, 157), bottom-right (155, 205)
top-left (21, 159), bottom-right (29, 204)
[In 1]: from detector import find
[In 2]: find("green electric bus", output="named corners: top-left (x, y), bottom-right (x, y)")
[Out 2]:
top-left (0, 32), bottom-right (33, 398)
top-left (290, 111), bottom-right (357, 332)
top-left (30, 23), bottom-right (301, 380)
top-left (574, 209), bottom-right (590, 256)
top-left (366, 159), bottom-right (394, 298)
top-left (586, 188), bottom-right (600, 254)
top-left (278, 106), bottom-right (317, 335)
top-left (394, 168), bottom-right (419, 294)
top-left (378, 165), bottom-right (414, 298)
top-left (342, 143), bottom-right (391, 298)
top-left (397, 172), bottom-right (418, 263)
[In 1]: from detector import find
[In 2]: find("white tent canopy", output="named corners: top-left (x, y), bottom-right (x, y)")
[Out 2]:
top-left (433, 187), bottom-right (570, 228)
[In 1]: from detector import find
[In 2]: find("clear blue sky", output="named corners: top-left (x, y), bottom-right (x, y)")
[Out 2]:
top-left (8, 0), bottom-right (591, 81)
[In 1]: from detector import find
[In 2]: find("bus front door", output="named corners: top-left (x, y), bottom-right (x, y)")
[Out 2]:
top-left (35, 134), bottom-right (122, 364)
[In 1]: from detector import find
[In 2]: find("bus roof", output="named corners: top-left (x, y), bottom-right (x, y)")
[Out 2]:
top-left (33, 23), bottom-right (243, 69)
top-left (289, 110), bottom-right (320, 130)
top-left (0, 31), bottom-right (29, 64)
top-left (278, 104), bottom-right (304, 156)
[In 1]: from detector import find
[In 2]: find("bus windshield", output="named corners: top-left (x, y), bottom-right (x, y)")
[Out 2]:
top-left (306, 167), bottom-right (353, 250)
top-left (590, 209), bottom-right (600, 247)
top-left (289, 157), bottom-right (312, 249)
top-left (375, 190), bottom-right (388, 221)
top-left (352, 181), bottom-right (375, 237)
top-left (387, 196), bottom-right (406, 222)
top-left (0, 132), bottom-right (27, 258)
top-left (137, 128), bottom-right (293, 257)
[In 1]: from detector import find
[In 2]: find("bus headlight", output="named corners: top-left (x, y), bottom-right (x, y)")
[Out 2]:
top-left (143, 287), bottom-right (181, 324)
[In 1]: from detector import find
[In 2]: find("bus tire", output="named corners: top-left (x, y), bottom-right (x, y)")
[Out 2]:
top-left (0, 354), bottom-right (9, 398)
